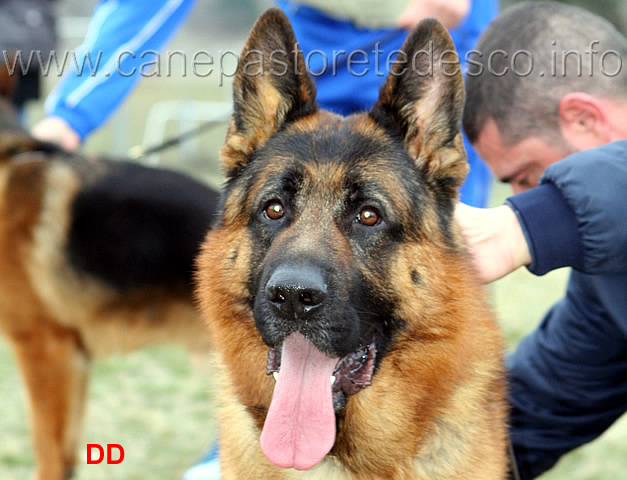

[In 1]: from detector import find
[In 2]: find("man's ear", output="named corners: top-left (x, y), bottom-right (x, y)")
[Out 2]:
top-left (221, 7), bottom-right (318, 179)
top-left (370, 18), bottom-right (467, 198)
top-left (559, 93), bottom-right (610, 149)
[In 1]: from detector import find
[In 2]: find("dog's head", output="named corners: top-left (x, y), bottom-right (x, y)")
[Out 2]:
top-left (200, 7), bottom-right (468, 470)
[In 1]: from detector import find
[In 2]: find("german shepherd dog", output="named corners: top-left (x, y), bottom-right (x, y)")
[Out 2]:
top-left (0, 101), bottom-right (219, 480)
top-left (196, 8), bottom-right (508, 479)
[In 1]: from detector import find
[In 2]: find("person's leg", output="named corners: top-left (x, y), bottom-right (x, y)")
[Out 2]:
top-left (508, 274), bottom-right (627, 479)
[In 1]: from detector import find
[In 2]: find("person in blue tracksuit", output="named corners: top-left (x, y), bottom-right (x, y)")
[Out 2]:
top-left (33, 0), bottom-right (497, 208)
top-left (459, 2), bottom-right (627, 478)
top-left (33, 0), bottom-right (197, 151)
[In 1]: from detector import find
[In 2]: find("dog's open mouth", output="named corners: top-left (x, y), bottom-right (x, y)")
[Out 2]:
top-left (261, 333), bottom-right (376, 470)
top-left (267, 337), bottom-right (376, 410)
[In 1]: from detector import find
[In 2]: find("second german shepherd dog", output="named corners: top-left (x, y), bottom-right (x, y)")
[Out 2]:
top-left (196, 8), bottom-right (508, 480)
top-left (0, 101), bottom-right (219, 480)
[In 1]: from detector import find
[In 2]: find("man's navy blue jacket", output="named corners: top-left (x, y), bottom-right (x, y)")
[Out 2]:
top-left (504, 140), bottom-right (627, 479)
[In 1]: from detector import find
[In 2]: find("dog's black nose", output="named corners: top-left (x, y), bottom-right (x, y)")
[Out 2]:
top-left (265, 265), bottom-right (327, 319)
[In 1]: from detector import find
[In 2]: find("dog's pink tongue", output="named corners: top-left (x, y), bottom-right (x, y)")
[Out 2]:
top-left (260, 333), bottom-right (339, 470)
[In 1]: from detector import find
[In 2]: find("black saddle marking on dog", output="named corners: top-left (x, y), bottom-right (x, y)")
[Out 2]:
top-left (68, 161), bottom-right (220, 291)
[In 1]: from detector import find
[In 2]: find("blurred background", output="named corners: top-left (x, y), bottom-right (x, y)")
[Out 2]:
top-left (16, 0), bottom-right (627, 183)
top-left (26, 0), bottom-right (627, 174)
top-left (0, 0), bottom-right (625, 479)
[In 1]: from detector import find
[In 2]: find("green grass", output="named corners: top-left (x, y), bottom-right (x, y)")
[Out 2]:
top-left (0, 345), bottom-right (217, 480)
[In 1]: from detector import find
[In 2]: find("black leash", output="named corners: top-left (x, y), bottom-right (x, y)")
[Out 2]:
top-left (128, 117), bottom-right (229, 160)
top-left (508, 437), bottom-right (522, 480)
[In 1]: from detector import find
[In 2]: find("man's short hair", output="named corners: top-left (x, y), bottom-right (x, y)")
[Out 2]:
top-left (462, 1), bottom-right (627, 146)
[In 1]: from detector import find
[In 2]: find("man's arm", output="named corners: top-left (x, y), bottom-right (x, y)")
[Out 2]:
top-left (32, 0), bottom-right (196, 149)
top-left (457, 140), bottom-right (627, 282)
top-left (535, 140), bottom-right (627, 274)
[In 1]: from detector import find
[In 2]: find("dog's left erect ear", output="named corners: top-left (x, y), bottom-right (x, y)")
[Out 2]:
top-left (370, 19), bottom-right (468, 195)
top-left (221, 8), bottom-right (318, 179)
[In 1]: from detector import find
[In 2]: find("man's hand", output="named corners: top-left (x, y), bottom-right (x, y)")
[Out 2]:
top-left (397, 0), bottom-right (470, 30)
top-left (455, 203), bottom-right (532, 283)
top-left (31, 117), bottom-right (81, 152)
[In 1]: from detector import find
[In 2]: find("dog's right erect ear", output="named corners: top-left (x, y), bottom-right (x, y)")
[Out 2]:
top-left (370, 19), bottom-right (468, 199)
top-left (221, 8), bottom-right (318, 179)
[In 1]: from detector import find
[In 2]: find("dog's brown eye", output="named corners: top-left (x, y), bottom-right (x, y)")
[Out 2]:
top-left (358, 207), bottom-right (380, 227)
top-left (265, 202), bottom-right (284, 220)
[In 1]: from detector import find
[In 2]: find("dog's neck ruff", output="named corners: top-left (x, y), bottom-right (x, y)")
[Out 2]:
top-left (263, 333), bottom-right (377, 469)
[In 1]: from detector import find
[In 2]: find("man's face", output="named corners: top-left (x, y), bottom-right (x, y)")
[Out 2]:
top-left (474, 118), bottom-right (574, 194)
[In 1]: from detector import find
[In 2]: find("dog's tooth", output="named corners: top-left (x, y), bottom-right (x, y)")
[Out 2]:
top-left (330, 375), bottom-right (336, 385)
top-left (272, 372), bottom-right (279, 382)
